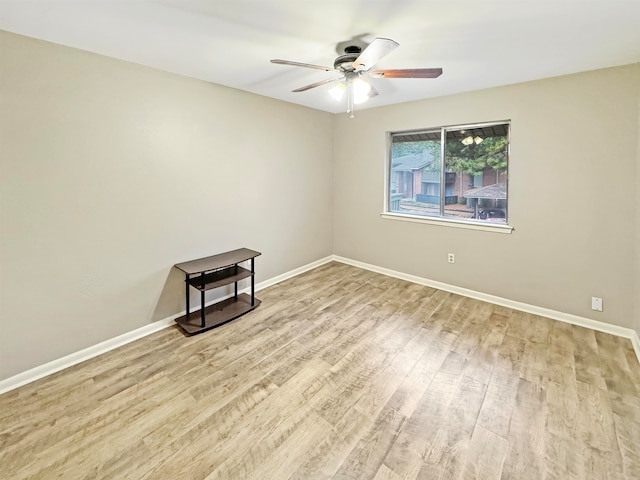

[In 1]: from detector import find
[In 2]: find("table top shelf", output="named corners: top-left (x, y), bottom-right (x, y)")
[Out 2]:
top-left (174, 248), bottom-right (261, 275)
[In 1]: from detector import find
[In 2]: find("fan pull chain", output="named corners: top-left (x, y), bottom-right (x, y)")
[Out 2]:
top-left (347, 82), bottom-right (355, 118)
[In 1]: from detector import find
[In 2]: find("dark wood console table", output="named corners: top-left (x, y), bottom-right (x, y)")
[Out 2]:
top-left (174, 248), bottom-right (261, 335)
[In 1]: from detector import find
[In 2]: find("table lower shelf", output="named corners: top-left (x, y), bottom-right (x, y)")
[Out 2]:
top-left (175, 293), bottom-right (261, 335)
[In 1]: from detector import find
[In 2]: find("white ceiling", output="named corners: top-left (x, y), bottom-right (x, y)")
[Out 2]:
top-left (1, 0), bottom-right (639, 114)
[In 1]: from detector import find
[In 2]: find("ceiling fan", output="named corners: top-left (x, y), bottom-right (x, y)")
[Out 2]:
top-left (271, 38), bottom-right (442, 117)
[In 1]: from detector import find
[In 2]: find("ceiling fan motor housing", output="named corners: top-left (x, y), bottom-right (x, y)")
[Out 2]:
top-left (334, 45), bottom-right (362, 71)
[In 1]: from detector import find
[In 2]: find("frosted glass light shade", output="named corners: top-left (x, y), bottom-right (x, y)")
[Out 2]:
top-left (352, 77), bottom-right (371, 104)
top-left (329, 82), bottom-right (346, 101)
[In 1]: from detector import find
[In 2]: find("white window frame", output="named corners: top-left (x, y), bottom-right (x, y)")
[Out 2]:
top-left (382, 121), bottom-right (513, 234)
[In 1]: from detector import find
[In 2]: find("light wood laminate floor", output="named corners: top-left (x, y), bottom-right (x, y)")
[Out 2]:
top-left (1, 262), bottom-right (639, 479)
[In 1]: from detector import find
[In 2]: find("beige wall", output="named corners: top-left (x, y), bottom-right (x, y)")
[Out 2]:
top-left (636, 84), bottom-right (640, 342)
top-left (0, 31), bottom-right (334, 380)
top-left (334, 64), bottom-right (640, 330)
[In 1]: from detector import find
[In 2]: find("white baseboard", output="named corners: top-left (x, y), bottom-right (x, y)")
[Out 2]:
top-left (631, 331), bottom-right (640, 365)
top-left (1, 253), bottom-right (637, 394)
top-left (332, 255), bottom-right (640, 366)
top-left (0, 255), bottom-right (334, 395)
top-left (0, 316), bottom-right (177, 395)
top-left (254, 255), bottom-right (334, 291)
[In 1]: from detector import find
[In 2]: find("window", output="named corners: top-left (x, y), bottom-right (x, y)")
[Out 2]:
top-left (386, 121), bottom-right (510, 229)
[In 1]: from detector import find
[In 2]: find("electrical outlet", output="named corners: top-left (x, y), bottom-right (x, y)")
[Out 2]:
top-left (448, 253), bottom-right (455, 264)
top-left (591, 297), bottom-right (603, 312)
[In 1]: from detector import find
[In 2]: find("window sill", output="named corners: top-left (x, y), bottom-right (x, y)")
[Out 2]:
top-left (380, 212), bottom-right (514, 234)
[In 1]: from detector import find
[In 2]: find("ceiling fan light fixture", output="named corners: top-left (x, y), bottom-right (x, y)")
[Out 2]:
top-left (351, 77), bottom-right (372, 104)
top-left (328, 82), bottom-right (346, 102)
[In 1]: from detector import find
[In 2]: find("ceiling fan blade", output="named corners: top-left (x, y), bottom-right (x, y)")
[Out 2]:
top-left (353, 38), bottom-right (399, 71)
top-left (292, 77), bottom-right (343, 92)
top-left (271, 59), bottom-right (338, 72)
top-left (369, 68), bottom-right (443, 78)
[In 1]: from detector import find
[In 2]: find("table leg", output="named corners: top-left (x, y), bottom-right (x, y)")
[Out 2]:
top-left (185, 274), bottom-right (190, 321)
top-left (250, 258), bottom-right (255, 307)
top-left (200, 272), bottom-right (206, 327)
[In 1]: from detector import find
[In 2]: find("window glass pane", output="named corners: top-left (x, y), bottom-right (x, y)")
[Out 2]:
top-left (387, 122), bottom-right (509, 225)
top-left (389, 131), bottom-right (441, 216)
top-left (444, 125), bottom-right (509, 223)
top-left (473, 173), bottom-right (483, 187)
